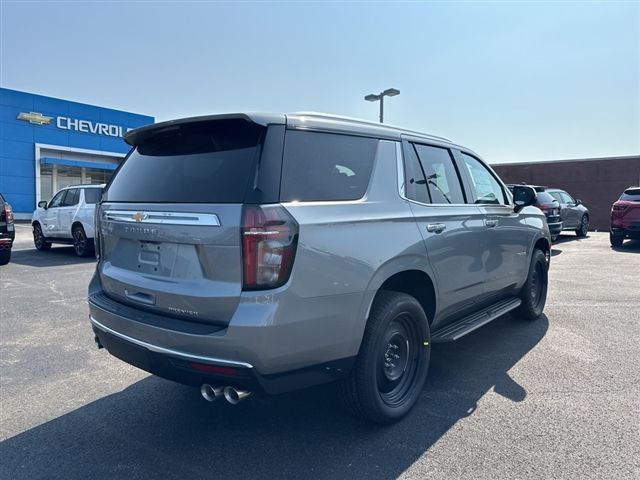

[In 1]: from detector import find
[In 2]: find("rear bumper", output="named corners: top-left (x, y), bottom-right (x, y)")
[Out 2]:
top-left (547, 221), bottom-right (563, 235)
top-left (611, 226), bottom-right (640, 239)
top-left (91, 315), bottom-right (354, 395)
top-left (88, 272), bottom-right (361, 394)
top-left (0, 236), bottom-right (13, 249)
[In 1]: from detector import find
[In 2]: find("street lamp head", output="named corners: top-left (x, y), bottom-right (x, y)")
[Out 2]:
top-left (382, 88), bottom-right (400, 97)
top-left (364, 94), bottom-right (380, 102)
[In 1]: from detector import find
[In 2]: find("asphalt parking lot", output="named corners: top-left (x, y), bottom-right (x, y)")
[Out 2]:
top-left (1, 224), bottom-right (639, 480)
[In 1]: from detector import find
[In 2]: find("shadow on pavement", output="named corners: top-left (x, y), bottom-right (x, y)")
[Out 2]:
top-left (9, 247), bottom-right (95, 267)
top-left (0, 314), bottom-right (548, 480)
top-left (552, 233), bottom-right (586, 244)
top-left (611, 239), bottom-right (640, 254)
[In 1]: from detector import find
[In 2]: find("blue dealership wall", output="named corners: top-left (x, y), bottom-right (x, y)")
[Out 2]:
top-left (0, 88), bottom-right (154, 213)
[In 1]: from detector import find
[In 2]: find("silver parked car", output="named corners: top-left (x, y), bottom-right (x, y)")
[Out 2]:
top-left (88, 113), bottom-right (551, 423)
top-left (546, 188), bottom-right (590, 237)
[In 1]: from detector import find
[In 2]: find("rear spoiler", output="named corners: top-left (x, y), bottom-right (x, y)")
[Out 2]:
top-left (124, 113), bottom-right (286, 146)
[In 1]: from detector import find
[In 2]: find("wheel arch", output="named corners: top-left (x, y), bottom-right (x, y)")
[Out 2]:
top-left (71, 220), bottom-right (84, 233)
top-left (351, 256), bottom-right (438, 357)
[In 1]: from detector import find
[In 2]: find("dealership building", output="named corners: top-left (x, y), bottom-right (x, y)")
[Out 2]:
top-left (0, 87), bottom-right (154, 219)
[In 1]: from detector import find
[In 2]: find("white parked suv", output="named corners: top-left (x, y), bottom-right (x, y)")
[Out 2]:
top-left (32, 184), bottom-right (104, 257)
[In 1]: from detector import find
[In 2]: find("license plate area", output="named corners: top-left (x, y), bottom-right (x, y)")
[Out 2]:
top-left (135, 241), bottom-right (180, 276)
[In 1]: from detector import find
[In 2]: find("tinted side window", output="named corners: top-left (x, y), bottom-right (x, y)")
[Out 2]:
top-left (62, 189), bottom-right (79, 206)
top-left (460, 153), bottom-right (506, 205)
top-left (49, 191), bottom-right (67, 208)
top-left (84, 188), bottom-right (102, 204)
top-left (403, 143), bottom-right (429, 203)
top-left (549, 192), bottom-right (562, 203)
top-left (413, 144), bottom-right (465, 204)
top-left (280, 131), bottom-right (378, 202)
top-left (559, 191), bottom-right (575, 204)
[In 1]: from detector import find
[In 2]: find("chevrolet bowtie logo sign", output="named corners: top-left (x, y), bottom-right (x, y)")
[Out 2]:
top-left (17, 112), bottom-right (53, 125)
top-left (132, 212), bottom-right (148, 222)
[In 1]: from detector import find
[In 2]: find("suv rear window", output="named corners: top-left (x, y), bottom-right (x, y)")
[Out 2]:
top-left (621, 188), bottom-right (640, 201)
top-left (105, 120), bottom-right (265, 203)
top-left (535, 192), bottom-right (556, 205)
top-left (280, 131), bottom-right (378, 202)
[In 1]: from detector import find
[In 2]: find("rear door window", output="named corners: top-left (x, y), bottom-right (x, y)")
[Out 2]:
top-left (559, 191), bottom-right (575, 204)
top-left (280, 130), bottom-right (378, 201)
top-left (105, 119), bottom-right (265, 203)
top-left (549, 192), bottom-right (562, 203)
top-left (413, 144), bottom-right (465, 204)
top-left (62, 189), bottom-right (79, 206)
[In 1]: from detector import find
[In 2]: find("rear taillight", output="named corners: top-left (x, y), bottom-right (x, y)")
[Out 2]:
top-left (242, 204), bottom-right (298, 290)
top-left (537, 203), bottom-right (554, 212)
top-left (3, 203), bottom-right (14, 223)
top-left (612, 204), bottom-right (627, 212)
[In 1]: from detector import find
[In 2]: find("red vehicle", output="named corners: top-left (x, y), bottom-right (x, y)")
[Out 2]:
top-left (610, 187), bottom-right (640, 247)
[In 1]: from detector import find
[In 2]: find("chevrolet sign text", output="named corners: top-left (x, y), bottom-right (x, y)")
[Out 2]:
top-left (56, 117), bottom-right (133, 138)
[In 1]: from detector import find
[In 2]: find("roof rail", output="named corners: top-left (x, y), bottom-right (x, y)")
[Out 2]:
top-left (290, 111), bottom-right (452, 143)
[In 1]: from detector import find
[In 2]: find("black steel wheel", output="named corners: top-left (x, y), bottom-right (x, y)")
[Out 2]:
top-left (340, 291), bottom-right (431, 424)
top-left (515, 249), bottom-right (548, 321)
top-left (33, 223), bottom-right (51, 251)
top-left (576, 215), bottom-right (589, 237)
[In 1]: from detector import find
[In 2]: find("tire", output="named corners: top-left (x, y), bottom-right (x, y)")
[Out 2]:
top-left (33, 223), bottom-right (52, 251)
top-left (610, 232), bottom-right (624, 247)
top-left (339, 291), bottom-right (431, 424)
top-left (72, 225), bottom-right (94, 258)
top-left (0, 248), bottom-right (10, 266)
top-left (575, 215), bottom-right (589, 237)
top-left (515, 249), bottom-right (548, 321)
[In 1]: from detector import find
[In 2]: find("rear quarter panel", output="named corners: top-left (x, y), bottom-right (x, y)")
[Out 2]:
top-left (282, 140), bottom-right (432, 358)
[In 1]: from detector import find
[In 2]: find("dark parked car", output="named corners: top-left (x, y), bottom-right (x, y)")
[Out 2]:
top-left (546, 188), bottom-right (589, 237)
top-left (610, 187), bottom-right (640, 247)
top-left (0, 193), bottom-right (15, 265)
top-left (507, 185), bottom-right (562, 241)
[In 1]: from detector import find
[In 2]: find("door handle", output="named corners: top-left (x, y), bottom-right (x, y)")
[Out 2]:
top-left (485, 219), bottom-right (498, 228)
top-left (426, 223), bottom-right (446, 233)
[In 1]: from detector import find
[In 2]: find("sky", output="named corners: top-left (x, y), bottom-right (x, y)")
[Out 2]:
top-left (1, 1), bottom-right (638, 163)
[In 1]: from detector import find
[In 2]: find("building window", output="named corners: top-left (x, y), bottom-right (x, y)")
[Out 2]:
top-left (40, 164), bottom-right (54, 201)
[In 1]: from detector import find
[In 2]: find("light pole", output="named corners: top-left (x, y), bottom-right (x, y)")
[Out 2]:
top-left (364, 88), bottom-right (400, 123)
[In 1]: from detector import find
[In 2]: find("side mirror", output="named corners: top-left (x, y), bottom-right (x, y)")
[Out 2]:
top-left (38, 201), bottom-right (48, 209)
top-left (575, 199), bottom-right (582, 205)
top-left (512, 185), bottom-right (536, 212)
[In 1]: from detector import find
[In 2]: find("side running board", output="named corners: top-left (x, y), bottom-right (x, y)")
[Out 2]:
top-left (431, 297), bottom-right (522, 343)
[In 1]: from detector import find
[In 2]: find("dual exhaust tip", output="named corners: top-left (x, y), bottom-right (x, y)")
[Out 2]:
top-left (200, 384), bottom-right (251, 405)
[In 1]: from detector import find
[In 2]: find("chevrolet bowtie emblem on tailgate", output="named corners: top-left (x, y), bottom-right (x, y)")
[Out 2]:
top-left (17, 112), bottom-right (53, 125)
top-left (132, 212), bottom-right (148, 222)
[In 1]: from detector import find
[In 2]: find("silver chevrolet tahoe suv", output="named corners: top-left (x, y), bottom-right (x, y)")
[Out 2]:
top-left (89, 113), bottom-right (550, 423)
